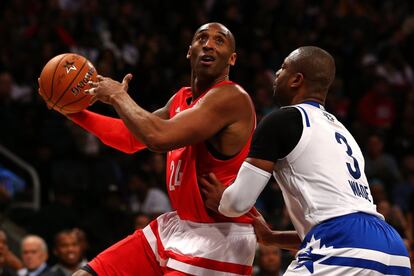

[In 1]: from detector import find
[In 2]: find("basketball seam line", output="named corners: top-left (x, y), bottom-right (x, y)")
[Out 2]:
top-left (48, 54), bottom-right (67, 101)
top-left (61, 94), bottom-right (89, 108)
top-left (52, 58), bottom-right (88, 110)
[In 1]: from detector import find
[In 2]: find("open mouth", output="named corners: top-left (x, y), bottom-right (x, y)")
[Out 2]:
top-left (200, 55), bottom-right (215, 65)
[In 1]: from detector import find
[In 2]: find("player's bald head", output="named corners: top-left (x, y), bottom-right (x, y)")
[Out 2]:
top-left (193, 22), bottom-right (236, 52)
top-left (287, 46), bottom-right (335, 93)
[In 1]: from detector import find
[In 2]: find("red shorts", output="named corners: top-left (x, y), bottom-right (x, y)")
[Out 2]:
top-left (88, 211), bottom-right (255, 275)
top-left (88, 230), bottom-right (162, 275)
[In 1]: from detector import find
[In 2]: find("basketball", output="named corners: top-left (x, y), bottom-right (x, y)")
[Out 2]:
top-left (38, 53), bottom-right (97, 113)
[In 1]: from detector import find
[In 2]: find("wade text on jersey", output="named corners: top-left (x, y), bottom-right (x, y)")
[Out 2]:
top-left (348, 180), bottom-right (371, 202)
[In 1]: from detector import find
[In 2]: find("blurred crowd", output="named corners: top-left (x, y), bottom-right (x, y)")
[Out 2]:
top-left (1, 0), bottom-right (414, 274)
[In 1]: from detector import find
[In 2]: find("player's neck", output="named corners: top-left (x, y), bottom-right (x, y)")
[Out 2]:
top-left (291, 91), bottom-right (325, 106)
top-left (191, 74), bottom-right (229, 98)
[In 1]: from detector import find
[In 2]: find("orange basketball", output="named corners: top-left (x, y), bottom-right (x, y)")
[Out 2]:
top-left (38, 53), bottom-right (97, 113)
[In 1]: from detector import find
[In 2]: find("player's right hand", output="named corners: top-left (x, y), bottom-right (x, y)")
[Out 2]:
top-left (247, 209), bottom-right (274, 245)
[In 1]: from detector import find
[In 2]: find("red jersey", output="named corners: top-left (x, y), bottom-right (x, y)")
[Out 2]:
top-left (166, 81), bottom-right (255, 223)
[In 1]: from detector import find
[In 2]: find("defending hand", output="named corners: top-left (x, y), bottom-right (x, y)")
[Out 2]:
top-left (199, 173), bottom-right (226, 213)
top-left (247, 209), bottom-right (274, 245)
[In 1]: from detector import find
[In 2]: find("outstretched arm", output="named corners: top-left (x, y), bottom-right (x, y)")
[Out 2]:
top-left (67, 93), bottom-right (173, 154)
top-left (87, 74), bottom-right (253, 153)
top-left (38, 76), bottom-right (171, 154)
top-left (68, 111), bottom-right (146, 154)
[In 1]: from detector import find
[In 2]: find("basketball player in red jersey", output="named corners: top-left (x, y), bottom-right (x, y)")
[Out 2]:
top-left (66, 23), bottom-right (256, 276)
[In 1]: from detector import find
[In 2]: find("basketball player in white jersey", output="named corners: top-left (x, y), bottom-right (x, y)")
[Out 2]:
top-left (200, 46), bottom-right (411, 275)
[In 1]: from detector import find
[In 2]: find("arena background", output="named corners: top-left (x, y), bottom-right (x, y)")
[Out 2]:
top-left (0, 0), bottom-right (413, 274)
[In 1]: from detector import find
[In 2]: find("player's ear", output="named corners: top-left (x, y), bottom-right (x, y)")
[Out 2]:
top-left (186, 46), bottom-right (192, 59)
top-left (228, 52), bottom-right (237, 66)
top-left (290, 73), bottom-right (304, 88)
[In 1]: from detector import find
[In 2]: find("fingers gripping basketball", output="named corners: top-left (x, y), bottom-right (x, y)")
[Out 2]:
top-left (38, 53), bottom-right (98, 113)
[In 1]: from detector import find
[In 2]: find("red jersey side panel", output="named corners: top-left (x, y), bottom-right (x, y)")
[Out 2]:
top-left (166, 82), bottom-right (255, 223)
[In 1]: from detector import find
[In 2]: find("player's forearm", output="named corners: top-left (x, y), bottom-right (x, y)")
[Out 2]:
top-left (219, 162), bottom-right (271, 217)
top-left (110, 92), bottom-right (169, 152)
top-left (265, 231), bottom-right (301, 251)
top-left (68, 110), bottom-right (146, 154)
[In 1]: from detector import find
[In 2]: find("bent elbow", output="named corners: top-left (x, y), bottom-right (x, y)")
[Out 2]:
top-left (219, 203), bottom-right (250, 217)
top-left (233, 202), bottom-right (251, 215)
top-left (219, 193), bottom-right (252, 217)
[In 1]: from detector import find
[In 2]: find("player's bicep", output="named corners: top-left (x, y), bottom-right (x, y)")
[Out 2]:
top-left (157, 89), bottom-right (247, 147)
top-left (245, 157), bottom-right (275, 173)
top-left (161, 101), bottom-right (227, 146)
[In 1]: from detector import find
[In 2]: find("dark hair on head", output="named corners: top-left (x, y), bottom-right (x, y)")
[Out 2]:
top-left (54, 229), bottom-right (78, 246)
top-left (291, 46), bottom-right (336, 92)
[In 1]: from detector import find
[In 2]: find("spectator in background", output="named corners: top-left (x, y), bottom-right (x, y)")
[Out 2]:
top-left (45, 230), bottom-right (83, 276)
top-left (0, 1), bottom-right (414, 273)
top-left (365, 134), bottom-right (402, 196)
top-left (376, 198), bottom-right (408, 239)
top-left (394, 91), bottom-right (414, 157)
top-left (19, 235), bottom-right (49, 276)
top-left (146, 153), bottom-right (166, 191)
top-left (369, 178), bottom-right (388, 203)
top-left (357, 76), bottom-right (396, 131)
top-left (254, 244), bottom-right (283, 276)
top-left (394, 154), bottom-right (414, 212)
top-left (376, 48), bottom-right (414, 92)
top-left (125, 170), bottom-right (170, 218)
top-left (0, 230), bottom-right (23, 276)
top-left (72, 229), bottom-right (89, 267)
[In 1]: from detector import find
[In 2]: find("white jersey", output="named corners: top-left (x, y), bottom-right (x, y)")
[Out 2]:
top-left (273, 103), bottom-right (383, 239)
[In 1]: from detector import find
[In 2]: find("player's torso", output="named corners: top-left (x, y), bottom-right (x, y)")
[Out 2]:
top-left (274, 102), bottom-right (383, 239)
top-left (166, 84), bottom-right (254, 223)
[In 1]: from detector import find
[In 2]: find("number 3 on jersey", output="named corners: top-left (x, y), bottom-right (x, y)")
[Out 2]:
top-left (335, 132), bottom-right (361, 179)
top-left (169, 160), bottom-right (183, 191)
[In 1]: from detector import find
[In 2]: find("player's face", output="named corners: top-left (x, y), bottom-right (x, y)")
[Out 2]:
top-left (188, 23), bottom-right (236, 79)
top-left (273, 58), bottom-right (293, 106)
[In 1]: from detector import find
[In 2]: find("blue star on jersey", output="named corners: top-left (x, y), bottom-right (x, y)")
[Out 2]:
top-left (294, 236), bottom-right (333, 274)
top-left (295, 246), bottom-right (325, 273)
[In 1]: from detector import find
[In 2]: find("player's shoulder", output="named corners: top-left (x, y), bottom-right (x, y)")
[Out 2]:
top-left (258, 107), bottom-right (303, 131)
top-left (212, 81), bottom-right (248, 95)
top-left (264, 107), bottom-right (302, 122)
top-left (205, 81), bottom-right (251, 106)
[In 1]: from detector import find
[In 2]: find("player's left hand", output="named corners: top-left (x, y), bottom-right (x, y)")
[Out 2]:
top-left (199, 173), bottom-right (226, 213)
top-left (85, 73), bottom-right (133, 105)
top-left (37, 78), bottom-right (69, 115)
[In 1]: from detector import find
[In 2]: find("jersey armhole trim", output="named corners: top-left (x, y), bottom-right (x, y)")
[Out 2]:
top-left (282, 105), bottom-right (312, 163)
top-left (296, 106), bottom-right (310, 127)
